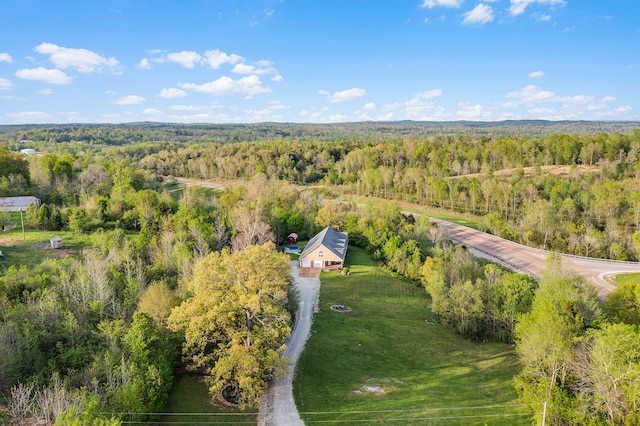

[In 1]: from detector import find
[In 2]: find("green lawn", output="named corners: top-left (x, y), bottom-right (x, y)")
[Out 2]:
top-left (0, 229), bottom-right (91, 269)
top-left (610, 272), bottom-right (640, 286)
top-left (294, 246), bottom-right (532, 425)
top-left (343, 194), bottom-right (481, 229)
top-left (160, 373), bottom-right (257, 425)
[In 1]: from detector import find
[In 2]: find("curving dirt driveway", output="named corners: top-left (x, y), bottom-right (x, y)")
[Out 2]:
top-left (258, 261), bottom-right (320, 426)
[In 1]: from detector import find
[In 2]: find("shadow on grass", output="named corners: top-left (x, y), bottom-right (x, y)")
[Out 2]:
top-left (161, 372), bottom-right (257, 425)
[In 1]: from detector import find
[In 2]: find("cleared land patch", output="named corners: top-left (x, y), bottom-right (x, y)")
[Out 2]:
top-left (294, 246), bottom-right (533, 425)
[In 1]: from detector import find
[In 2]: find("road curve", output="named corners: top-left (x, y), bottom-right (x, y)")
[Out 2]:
top-left (258, 261), bottom-right (320, 426)
top-left (431, 218), bottom-right (640, 298)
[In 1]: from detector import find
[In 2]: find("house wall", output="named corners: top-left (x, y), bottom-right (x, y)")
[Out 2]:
top-left (298, 246), bottom-right (342, 269)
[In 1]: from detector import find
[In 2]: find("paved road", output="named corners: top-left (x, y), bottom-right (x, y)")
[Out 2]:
top-left (258, 261), bottom-right (320, 426)
top-left (431, 218), bottom-right (640, 298)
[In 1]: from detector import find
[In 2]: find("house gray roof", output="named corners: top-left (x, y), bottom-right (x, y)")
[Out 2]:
top-left (0, 196), bottom-right (41, 212)
top-left (300, 226), bottom-right (348, 261)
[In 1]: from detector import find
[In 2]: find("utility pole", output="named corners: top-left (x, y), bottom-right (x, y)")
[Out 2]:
top-left (20, 206), bottom-right (25, 240)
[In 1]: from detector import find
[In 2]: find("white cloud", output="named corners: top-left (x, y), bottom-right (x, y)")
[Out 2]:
top-left (143, 108), bottom-right (164, 116)
top-left (379, 89), bottom-right (448, 120)
top-left (34, 42), bottom-right (120, 73)
top-left (501, 84), bottom-right (631, 120)
top-left (6, 111), bottom-right (54, 122)
top-left (0, 95), bottom-right (26, 101)
top-left (137, 58), bottom-right (152, 69)
top-left (266, 100), bottom-right (289, 110)
top-left (113, 95), bottom-right (145, 105)
top-left (506, 85), bottom-right (555, 103)
top-left (167, 50), bottom-right (202, 68)
top-left (462, 4), bottom-right (494, 25)
top-left (15, 67), bottom-right (73, 84)
top-left (416, 89), bottom-right (443, 99)
top-left (271, 74), bottom-right (283, 82)
top-left (232, 62), bottom-right (275, 75)
top-left (509, 0), bottom-right (565, 17)
top-left (0, 53), bottom-right (12, 63)
top-left (179, 75), bottom-right (270, 97)
top-left (170, 104), bottom-right (216, 111)
top-left (456, 101), bottom-right (493, 120)
top-left (203, 49), bottom-right (244, 69)
top-left (528, 70), bottom-right (545, 78)
top-left (37, 88), bottom-right (54, 95)
top-left (363, 102), bottom-right (376, 110)
top-left (168, 113), bottom-right (231, 123)
top-left (244, 107), bottom-right (284, 122)
top-left (0, 78), bottom-right (13, 90)
top-left (157, 88), bottom-right (188, 98)
top-left (422, 0), bottom-right (463, 8)
top-left (616, 106), bottom-right (632, 112)
top-left (323, 88), bottom-right (367, 103)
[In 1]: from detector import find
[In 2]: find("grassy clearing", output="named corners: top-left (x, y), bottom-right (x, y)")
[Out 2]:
top-left (342, 194), bottom-right (481, 229)
top-left (0, 229), bottom-right (91, 269)
top-left (160, 373), bottom-right (257, 425)
top-left (294, 246), bottom-right (531, 425)
top-left (610, 273), bottom-right (640, 286)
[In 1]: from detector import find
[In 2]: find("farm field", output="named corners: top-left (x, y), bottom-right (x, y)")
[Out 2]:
top-left (294, 246), bottom-right (533, 425)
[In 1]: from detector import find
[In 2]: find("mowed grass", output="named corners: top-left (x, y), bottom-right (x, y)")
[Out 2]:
top-left (294, 246), bottom-right (532, 425)
top-left (0, 229), bottom-right (90, 269)
top-left (343, 194), bottom-right (481, 229)
top-left (610, 272), bottom-right (640, 286)
top-left (161, 373), bottom-right (257, 425)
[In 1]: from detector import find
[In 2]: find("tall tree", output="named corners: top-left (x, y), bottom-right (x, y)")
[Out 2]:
top-left (167, 243), bottom-right (291, 408)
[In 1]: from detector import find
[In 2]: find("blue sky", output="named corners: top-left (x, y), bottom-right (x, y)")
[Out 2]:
top-left (0, 0), bottom-right (638, 124)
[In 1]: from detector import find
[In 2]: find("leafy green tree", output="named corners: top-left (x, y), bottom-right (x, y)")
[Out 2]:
top-left (571, 323), bottom-right (640, 424)
top-left (0, 144), bottom-right (30, 184)
top-left (605, 281), bottom-right (640, 325)
top-left (168, 243), bottom-right (291, 408)
top-left (137, 282), bottom-right (180, 327)
top-left (514, 258), bottom-right (601, 424)
top-left (122, 312), bottom-right (175, 415)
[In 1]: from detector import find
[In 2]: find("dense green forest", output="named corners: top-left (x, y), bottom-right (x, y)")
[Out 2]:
top-left (1, 122), bottom-right (640, 424)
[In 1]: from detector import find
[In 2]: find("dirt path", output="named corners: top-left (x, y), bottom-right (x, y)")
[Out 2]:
top-left (258, 261), bottom-right (320, 426)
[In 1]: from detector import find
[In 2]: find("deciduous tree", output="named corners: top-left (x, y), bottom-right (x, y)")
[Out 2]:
top-left (167, 243), bottom-right (291, 408)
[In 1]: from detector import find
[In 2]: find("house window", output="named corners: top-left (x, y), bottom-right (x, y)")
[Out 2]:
top-left (318, 250), bottom-right (324, 258)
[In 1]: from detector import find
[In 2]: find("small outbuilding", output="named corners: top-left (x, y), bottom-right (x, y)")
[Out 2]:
top-left (286, 233), bottom-right (298, 244)
top-left (50, 237), bottom-right (63, 249)
top-left (298, 226), bottom-right (348, 270)
top-left (0, 196), bottom-right (41, 212)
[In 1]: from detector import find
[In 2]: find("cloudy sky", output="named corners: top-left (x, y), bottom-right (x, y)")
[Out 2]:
top-left (0, 0), bottom-right (638, 124)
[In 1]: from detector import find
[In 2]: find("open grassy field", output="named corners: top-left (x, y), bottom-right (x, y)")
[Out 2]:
top-left (294, 246), bottom-right (532, 425)
top-left (344, 194), bottom-right (481, 229)
top-left (610, 272), bottom-right (640, 286)
top-left (160, 373), bottom-right (257, 425)
top-left (0, 228), bottom-right (91, 269)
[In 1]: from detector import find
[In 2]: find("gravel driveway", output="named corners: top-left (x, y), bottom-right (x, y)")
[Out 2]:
top-left (258, 261), bottom-right (320, 426)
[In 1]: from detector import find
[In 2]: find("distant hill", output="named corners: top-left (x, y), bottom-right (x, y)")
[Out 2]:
top-left (1, 120), bottom-right (639, 144)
